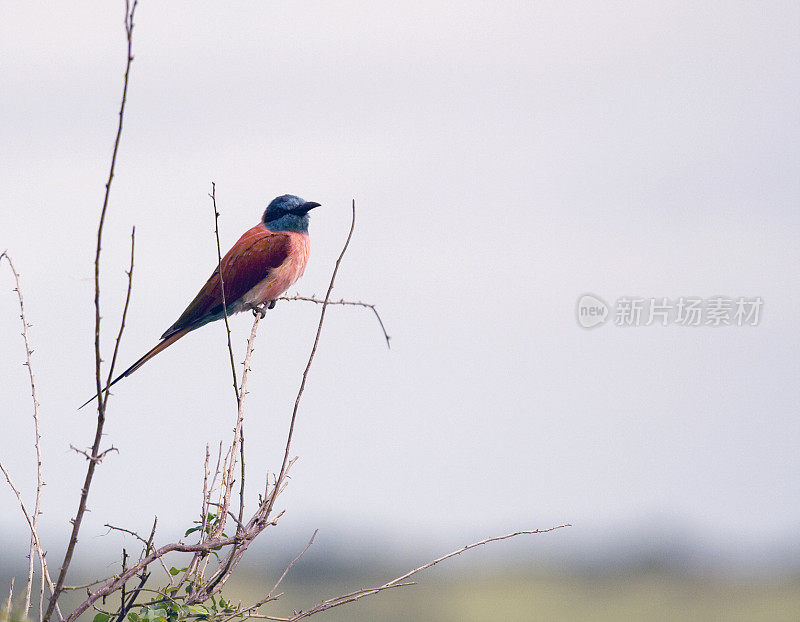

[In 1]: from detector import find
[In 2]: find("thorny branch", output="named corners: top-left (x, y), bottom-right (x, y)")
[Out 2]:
top-left (105, 227), bottom-right (136, 405)
top-left (277, 295), bottom-right (390, 348)
top-left (186, 315), bottom-right (262, 601)
top-left (0, 251), bottom-right (45, 617)
top-left (209, 182), bottom-right (247, 531)
top-left (45, 2), bottom-right (139, 620)
top-left (1, 252), bottom-right (63, 622)
top-left (218, 531), bottom-right (318, 622)
top-left (209, 182), bottom-right (240, 407)
top-left (286, 526), bottom-right (572, 620)
top-left (263, 200), bottom-right (358, 526)
top-left (0, 457), bottom-right (63, 622)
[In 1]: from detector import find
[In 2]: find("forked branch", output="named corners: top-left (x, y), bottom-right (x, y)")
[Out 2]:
top-left (45, 3), bottom-right (139, 618)
top-left (286, 526), bottom-right (572, 620)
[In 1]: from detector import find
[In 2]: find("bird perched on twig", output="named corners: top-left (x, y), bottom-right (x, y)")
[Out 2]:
top-left (80, 194), bottom-right (320, 409)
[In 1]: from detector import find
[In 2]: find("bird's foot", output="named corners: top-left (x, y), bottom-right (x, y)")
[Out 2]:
top-left (251, 300), bottom-right (276, 318)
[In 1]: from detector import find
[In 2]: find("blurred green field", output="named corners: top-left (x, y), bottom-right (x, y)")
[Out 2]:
top-left (203, 570), bottom-right (800, 622)
top-left (6, 564), bottom-right (800, 621)
top-left (6, 570), bottom-right (800, 622)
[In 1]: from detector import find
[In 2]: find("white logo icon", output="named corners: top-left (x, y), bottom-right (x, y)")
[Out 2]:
top-left (577, 294), bottom-right (609, 328)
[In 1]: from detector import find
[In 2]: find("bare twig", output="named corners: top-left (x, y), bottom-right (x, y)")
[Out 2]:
top-left (206, 503), bottom-right (248, 532)
top-left (46, 3), bottom-right (139, 619)
top-left (289, 526), bottom-right (571, 620)
top-left (183, 442), bottom-right (225, 590)
top-left (120, 548), bottom-right (128, 615)
top-left (289, 583), bottom-right (416, 619)
top-left (37, 554), bottom-right (46, 622)
top-left (0, 251), bottom-right (45, 617)
top-left (229, 315), bottom-right (260, 521)
top-left (104, 227), bottom-right (136, 406)
top-left (201, 443), bottom-right (211, 537)
top-left (103, 522), bottom-right (153, 550)
top-left (216, 529), bottom-right (319, 622)
top-left (218, 531), bottom-right (317, 622)
top-left (269, 531), bottom-right (317, 600)
top-left (209, 182), bottom-right (240, 406)
top-left (144, 517), bottom-right (158, 559)
top-left (115, 571), bottom-right (150, 622)
top-left (264, 200), bottom-right (357, 523)
top-left (238, 423), bottom-right (246, 525)
top-left (186, 314), bottom-right (263, 601)
top-left (69, 444), bottom-right (119, 463)
top-left (62, 577), bottom-right (116, 592)
top-left (103, 519), bottom-right (167, 583)
top-left (104, 525), bottom-right (149, 545)
top-left (183, 444), bottom-right (213, 585)
top-left (277, 295), bottom-right (390, 348)
top-left (0, 280), bottom-right (60, 621)
top-left (209, 182), bottom-right (248, 537)
top-left (0, 461), bottom-right (63, 622)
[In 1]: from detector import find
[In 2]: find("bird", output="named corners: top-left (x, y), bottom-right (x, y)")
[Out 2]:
top-left (79, 194), bottom-right (320, 409)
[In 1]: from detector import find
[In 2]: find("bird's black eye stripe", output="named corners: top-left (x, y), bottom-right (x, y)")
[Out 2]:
top-left (265, 208), bottom-right (288, 222)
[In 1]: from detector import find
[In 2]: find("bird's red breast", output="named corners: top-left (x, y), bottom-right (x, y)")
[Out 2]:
top-left (162, 224), bottom-right (310, 339)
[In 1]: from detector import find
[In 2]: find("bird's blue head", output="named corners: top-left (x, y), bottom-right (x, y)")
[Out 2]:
top-left (262, 194), bottom-right (320, 233)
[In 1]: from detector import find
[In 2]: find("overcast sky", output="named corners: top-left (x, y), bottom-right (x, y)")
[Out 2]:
top-left (1, 1), bottom-right (799, 573)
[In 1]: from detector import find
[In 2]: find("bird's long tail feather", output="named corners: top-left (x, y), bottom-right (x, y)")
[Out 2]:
top-left (78, 326), bottom-right (192, 410)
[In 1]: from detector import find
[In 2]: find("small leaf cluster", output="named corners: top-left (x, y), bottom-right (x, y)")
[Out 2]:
top-left (95, 596), bottom-right (238, 622)
top-left (184, 513), bottom-right (227, 541)
top-left (91, 584), bottom-right (240, 622)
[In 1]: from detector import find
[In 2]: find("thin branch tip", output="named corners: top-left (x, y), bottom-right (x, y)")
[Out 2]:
top-left (46, 1), bottom-right (139, 619)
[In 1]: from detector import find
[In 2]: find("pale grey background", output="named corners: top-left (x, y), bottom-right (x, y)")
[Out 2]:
top-left (1, 1), bottom-right (799, 572)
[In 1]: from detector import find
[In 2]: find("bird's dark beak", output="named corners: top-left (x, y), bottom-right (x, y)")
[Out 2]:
top-left (293, 201), bottom-right (321, 215)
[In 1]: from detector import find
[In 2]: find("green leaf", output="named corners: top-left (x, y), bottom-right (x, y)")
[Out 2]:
top-left (184, 526), bottom-right (201, 537)
top-left (94, 614), bottom-right (110, 622)
top-left (169, 566), bottom-right (181, 576)
top-left (127, 613), bottom-right (141, 622)
top-left (164, 586), bottom-right (179, 594)
top-left (187, 605), bottom-right (209, 616)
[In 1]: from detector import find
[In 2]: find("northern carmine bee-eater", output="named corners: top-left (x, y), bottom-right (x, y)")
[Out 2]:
top-left (80, 194), bottom-right (320, 409)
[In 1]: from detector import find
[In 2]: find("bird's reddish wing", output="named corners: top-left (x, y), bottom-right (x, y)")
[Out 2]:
top-left (161, 225), bottom-right (290, 338)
